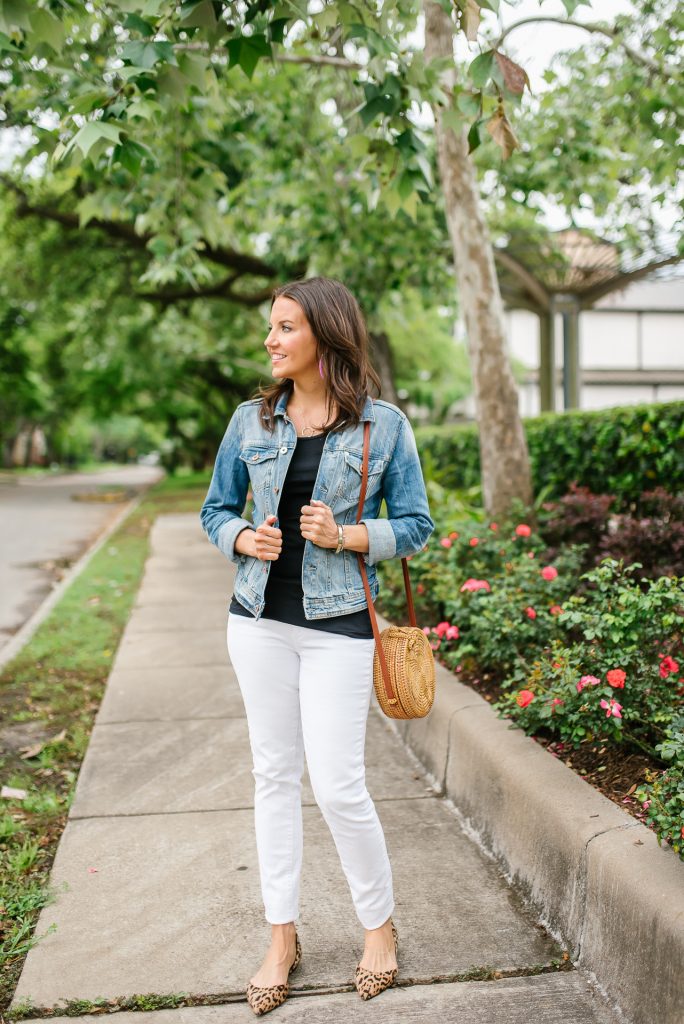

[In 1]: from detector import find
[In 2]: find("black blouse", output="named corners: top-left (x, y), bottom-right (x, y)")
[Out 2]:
top-left (229, 432), bottom-right (374, 638)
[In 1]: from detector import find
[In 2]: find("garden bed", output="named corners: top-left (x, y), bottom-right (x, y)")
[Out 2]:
top-left (455, 666), bottom-right (658, 827)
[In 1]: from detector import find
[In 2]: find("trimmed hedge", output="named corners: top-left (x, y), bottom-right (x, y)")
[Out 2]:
top-left (415, 400), bottom-right (684, 504)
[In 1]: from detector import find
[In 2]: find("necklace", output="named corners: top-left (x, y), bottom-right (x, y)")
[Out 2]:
top-left (288, 403), bottom-right (334, 437)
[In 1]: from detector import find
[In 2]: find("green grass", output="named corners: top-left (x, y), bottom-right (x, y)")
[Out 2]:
top-left (0, 469), bottom-right (211, 1013)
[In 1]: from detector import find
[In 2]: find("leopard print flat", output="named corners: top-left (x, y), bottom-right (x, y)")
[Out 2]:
top-left (354, 919), bottom-right (399, 1001)
top-left (245, 932), bottom-right (302, 1016)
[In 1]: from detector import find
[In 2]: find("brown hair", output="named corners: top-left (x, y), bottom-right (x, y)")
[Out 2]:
top-left (256, 276), bottom-right (382, 433)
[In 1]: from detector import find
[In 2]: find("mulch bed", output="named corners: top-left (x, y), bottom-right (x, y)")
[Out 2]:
top-left (452, 665), bottom-right (660, 831)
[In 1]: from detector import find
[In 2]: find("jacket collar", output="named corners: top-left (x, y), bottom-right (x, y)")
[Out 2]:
top-left (273, 390), bottom-right (375, 423)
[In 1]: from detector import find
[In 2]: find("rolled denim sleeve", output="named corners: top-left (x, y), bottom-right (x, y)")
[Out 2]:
top-left (199, 407), bottom-right (254, 563)
top-left (360, 414), bottom-right (434, 566)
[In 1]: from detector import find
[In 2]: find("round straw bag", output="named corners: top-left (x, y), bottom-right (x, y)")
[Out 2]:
top-left (355, 420), bottom-right (436, 720)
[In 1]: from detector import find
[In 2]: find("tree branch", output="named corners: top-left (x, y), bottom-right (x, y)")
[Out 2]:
top-left (176, 42), bottom-right (363, 70)
top-left (493, 16), bottom-right (676, 78)
top-left (1, 174), bottom-right (282, 279)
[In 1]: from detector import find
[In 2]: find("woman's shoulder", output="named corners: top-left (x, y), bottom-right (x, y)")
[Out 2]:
top-left (370, 398), bottom-right (409, 426)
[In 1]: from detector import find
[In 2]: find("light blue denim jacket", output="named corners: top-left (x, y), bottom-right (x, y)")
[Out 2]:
top-left (199, 391), bottom-right (434, 621)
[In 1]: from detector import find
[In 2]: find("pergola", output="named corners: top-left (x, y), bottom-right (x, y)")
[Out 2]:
top-left (494, 228), bottom-right (682, 410)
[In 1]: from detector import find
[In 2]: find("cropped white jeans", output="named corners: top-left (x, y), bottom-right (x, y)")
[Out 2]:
top-left (226, 611), bottom-right (395, 930)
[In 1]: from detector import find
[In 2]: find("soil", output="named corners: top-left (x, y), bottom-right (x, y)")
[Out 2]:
top-left (451, 665), bottom-right (662, 832)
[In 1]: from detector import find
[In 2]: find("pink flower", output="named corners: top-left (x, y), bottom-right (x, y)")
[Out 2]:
top-left (445, 625), bottom-right (460, 640)
top-left (515, 524), bottom-right (532, 537)
top-left (659, 655), bottom-right (680, 678)
top-left (606, 669), bottom-right (626, 689)
top-left (550, 697), bottom-right (564, 707)
top-left (550, 604), bottom-right (563, 616)
top-left (469, 537), bottom-right (479, 547)
top-left (422, 626), bottom-right (431, 635)
top-left (417, 583), bottom-right (425, 594)
top-left (429, 639), bottom-right (441, 651)
top-left (600, 698), bottom-right (623, 718)
top-left (577, 675), bottom-right (600, 693)
top-left (516, 689), bottom-right (535, 707)
top-left (527, 551), bottom-right (536, 558)
top-left (439, 537), bottom-right (452, 548)
top-left (435, 621), bottom-right (451, 637)
top-left (489, 522), bottom-right (498, 531)
top-left (541, 566), bottom-right (558, 581)
top-left (449, 530), bottom-right (459, 539)
top-left (460, 578), bottom-right (491, 593)
top-left (525, 606), bottom-right (537, 620)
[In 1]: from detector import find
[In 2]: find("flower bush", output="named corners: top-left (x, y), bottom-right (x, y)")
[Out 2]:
top-left (378, 489), bottom-right (684, 857)
top-left (491, 561), bottom-right (683, 752)
top-left (635, 716), bottom-right (684, 856)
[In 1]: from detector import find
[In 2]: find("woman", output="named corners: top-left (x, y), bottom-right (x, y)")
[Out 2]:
top-left (200, 276), bottom-right (434, 1016)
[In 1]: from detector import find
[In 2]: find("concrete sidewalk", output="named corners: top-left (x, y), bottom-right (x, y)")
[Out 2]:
top-left (11, 514), bottom-right (620, 1023)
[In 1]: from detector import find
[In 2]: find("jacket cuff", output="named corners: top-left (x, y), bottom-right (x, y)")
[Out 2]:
top-left (359, 517), bottom-right (396, 566)
top-left (217, 519), bottom-right (254, 563)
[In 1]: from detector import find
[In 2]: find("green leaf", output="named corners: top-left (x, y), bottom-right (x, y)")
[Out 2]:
top-left (177, 53), bottom-right (208, 90)
top-left (0, 0), bottom-right (31, 34)
top-left (66, 121), bottom-right (124, 160)
top-left (227, 34), bottom-right (272, 79)
top-left (123, 13), bottom-right (155, 36)
top-left (70, 91), bottom-right (112, 116)
top-left (560, 0), bottom-right (592, 14)
top-left (467, 118), bottom-right (483, 153)
top-left (469, 51), bottom-right (494, 89)
top-left (28, 9), bottom-right (65, 52)
top-left (180, 0), bottom-right (217, 28)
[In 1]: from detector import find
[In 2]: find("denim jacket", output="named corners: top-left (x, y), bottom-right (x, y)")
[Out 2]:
top-left (199, 391), bottom-right (434, 621)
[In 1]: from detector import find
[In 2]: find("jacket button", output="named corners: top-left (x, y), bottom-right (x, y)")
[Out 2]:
top-left (279, 445), bottom-right (287, 454)
top-left (251, 454), bottom-right (258, 461)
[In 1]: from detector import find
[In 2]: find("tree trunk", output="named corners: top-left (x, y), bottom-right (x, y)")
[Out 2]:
top-left (423, 1), bottom-right (533, 519)
top-left (369, 329), bottom-right (403, 408)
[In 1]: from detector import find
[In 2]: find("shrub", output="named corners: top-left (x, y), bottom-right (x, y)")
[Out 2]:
top-left (495, 561), bottom-right (684, 752)
top-left (635, 716), bottom-right (684, 855)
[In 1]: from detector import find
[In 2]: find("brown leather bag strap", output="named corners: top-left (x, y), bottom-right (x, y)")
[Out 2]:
top-left (355, 418), bottom-right (419, 705)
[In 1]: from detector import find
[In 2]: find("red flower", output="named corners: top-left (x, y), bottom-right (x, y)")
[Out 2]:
top-left (541, 566), bottom-right (558, 581)
top-left (417, 583), bottom-right (425, 594)
top-left (445, 625), bottom-right (459, 640)
top-left (525, 606), bottom-right (537, 620)
top-left (435, 621), bottom-right (451, 637)
top-left (549, 605), bottom-right (563, 616)
top-left (439, 537), bottom-right (452, 548)
top-left (449, 530), bottom-right (459, 539)
top-left (606, 669), bottom-right (626, 689)
top-left (460, 578), bottom-right (491, 593)
top-left (515, 524), bottom-right (532, 537)
top-left (469, 537), bottom-right (479, 547)
top-left (516, 689), bottom-right (535, 707)
top-left (489, 522), bottom-right (498, 531)
top-left (659, 655), bottom-right (680, 678)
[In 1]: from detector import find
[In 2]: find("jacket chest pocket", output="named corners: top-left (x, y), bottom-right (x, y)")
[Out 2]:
top-left (334, 450), bottom-right (386, 512)
top-left (239, 445), bottom-right (280, 493)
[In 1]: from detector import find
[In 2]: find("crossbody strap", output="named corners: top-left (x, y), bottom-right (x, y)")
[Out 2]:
top-left (355, 418), bottom-right (418, 706)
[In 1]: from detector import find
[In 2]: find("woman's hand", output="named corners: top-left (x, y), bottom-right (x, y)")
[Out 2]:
top-left (300, 499), bottom-right (338, 548)
top-left (253, 514), bottom-right (283, 560)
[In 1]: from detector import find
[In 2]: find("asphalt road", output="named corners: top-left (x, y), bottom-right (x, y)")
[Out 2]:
top-left (0, 465), bottom-right (165, 654)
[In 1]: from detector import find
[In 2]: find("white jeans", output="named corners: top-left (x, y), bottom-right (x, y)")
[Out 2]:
top-left (226, 612), bottom-right (395, 930)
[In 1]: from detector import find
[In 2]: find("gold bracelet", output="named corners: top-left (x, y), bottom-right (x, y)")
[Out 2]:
top-left (334, 523), bottom-right (344, 554)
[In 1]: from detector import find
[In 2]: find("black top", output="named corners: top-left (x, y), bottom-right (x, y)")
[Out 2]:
top-left (229, 432), bottom-right (374, 638)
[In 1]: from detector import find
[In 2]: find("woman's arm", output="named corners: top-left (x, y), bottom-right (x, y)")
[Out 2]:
top-left (360, 414), bottom-right (434, 565)
top-left (199, 407), bottom-right (256, 563)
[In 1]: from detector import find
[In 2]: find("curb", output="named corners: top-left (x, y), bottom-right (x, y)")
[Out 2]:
top-left (373, 613), bottom-right (684, 1024)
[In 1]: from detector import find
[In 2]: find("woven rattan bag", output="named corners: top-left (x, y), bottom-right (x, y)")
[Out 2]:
top-left (355, 420), bottom-right (436, 720)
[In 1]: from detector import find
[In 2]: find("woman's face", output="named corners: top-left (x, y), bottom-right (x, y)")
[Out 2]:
top-left (264, 295), bottom-right (319, 383)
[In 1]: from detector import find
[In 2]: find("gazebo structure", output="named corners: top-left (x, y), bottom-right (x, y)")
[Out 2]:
top-left (495, 228), bottom-right (682, 410)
